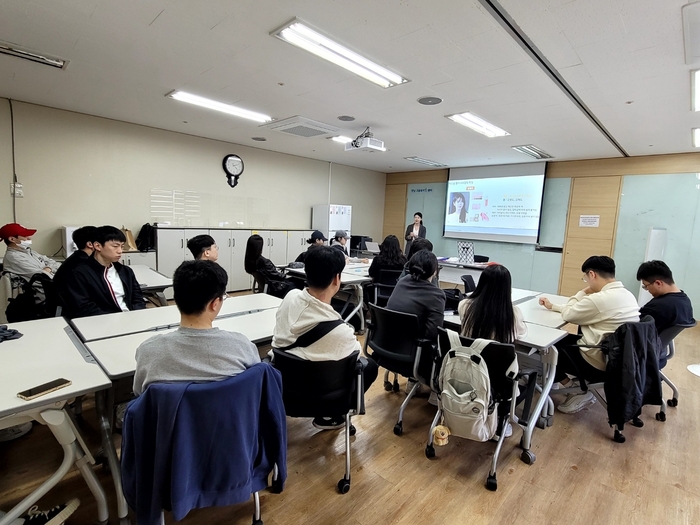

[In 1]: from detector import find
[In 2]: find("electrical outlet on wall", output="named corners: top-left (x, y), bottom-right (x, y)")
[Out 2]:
top-left (10, 182), bottom-right (24, 198)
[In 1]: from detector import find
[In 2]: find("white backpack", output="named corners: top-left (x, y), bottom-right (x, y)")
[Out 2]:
top-left (439, 330), bottom-right (497, 442)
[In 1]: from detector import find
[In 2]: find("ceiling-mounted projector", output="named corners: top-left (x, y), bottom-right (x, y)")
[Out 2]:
top-left (345, 127), bottom-right (386, 152)
top-left (345, 136), bottom-right (385, 152)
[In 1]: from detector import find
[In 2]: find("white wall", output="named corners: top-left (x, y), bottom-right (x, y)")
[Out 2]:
top-left (0, 99), bottom-right (386, 255)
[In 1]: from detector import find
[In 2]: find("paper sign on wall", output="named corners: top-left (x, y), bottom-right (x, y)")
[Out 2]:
top-left (579, 215), bottom-right (600, 228)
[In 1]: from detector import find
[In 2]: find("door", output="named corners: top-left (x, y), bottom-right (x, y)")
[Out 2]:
top-left (126, 251), bottom-right (157, 270)
top-left (208, 229), bottom-right (233, 289)
top-left (252, 230), bottom-right (271, 259)
top-left (268, 231), bottom-right (288, 265)
top-left (183, 229), bottom-right (209, 261)
top-left (287, 230), bottom-right (314, 263)
top-left (156, 229), bottom-right (185, 279)
top-left (231, 230), bottom-right (252, 291)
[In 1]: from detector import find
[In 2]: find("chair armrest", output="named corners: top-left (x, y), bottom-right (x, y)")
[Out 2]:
top-left (355, 357), bottom-right (368, 415)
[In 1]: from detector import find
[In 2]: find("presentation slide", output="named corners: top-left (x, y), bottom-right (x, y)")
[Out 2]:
top-left (444, 173), bottom-right (545, 244)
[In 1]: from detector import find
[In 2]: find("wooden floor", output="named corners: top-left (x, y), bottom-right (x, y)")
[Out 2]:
top-left (2, 326), bottom-right (700, 525)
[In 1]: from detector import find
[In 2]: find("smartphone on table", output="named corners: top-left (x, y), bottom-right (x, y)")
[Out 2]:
top-left (17, 378), bottom-right (72, 401)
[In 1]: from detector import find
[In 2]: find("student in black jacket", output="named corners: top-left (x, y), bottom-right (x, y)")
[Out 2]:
top-left (62, 226), bottom-right (146, 318)
top-left (53, 225), bottom-right (98, 296)
top-left (636, 260), bottom-right (694, 334)
top-left (244, 234), bottom-right (295, 298)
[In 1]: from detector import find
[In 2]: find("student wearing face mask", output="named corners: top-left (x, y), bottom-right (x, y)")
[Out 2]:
top-left (0, 223), bottom-right (60, 281)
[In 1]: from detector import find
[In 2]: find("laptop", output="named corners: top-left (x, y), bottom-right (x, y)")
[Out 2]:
top-left (365, 241), bottom-right (380, 254)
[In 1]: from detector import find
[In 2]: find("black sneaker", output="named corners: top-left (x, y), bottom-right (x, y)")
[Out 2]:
top-left (24, 498), bottom-right (80, 525)
top-left (312, 416), bottom-right (346, 430)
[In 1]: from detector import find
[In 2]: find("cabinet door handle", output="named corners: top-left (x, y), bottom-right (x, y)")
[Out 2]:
top-left (228, 238), bottom-right (231, 247)
top-left (181, 239), bottom-right (184, 248)
top-left (233, 238), bottom-right (235, 247)
top-left (271, 238), bottom-right (274, 246)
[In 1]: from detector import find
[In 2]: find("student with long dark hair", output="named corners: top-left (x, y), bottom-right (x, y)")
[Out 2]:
top-left (458, 264), bottom-right (527, 344)
top-left (368, 235), bottom-right (406, 280)
top-left (244, 234), bottom-right (295, 298)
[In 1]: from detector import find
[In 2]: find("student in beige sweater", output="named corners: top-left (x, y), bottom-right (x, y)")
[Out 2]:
top-left (539, 256), bottom-right (639, 414)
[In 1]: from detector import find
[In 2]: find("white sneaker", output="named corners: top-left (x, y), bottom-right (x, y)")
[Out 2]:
top-left (428, 391), bottom-right (438, 406)
top-left (557, 391), bottom-right (596, 414)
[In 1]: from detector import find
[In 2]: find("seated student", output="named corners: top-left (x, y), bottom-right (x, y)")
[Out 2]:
top-left (244, 234), bottom-right (296, 298)
top-left (387, 250), bottom-right (446, 344)
top-left (272, 246), bottom-right (378, 430)
top-left (294, 230), bottom-right (327, 264)
top-left (398, 237), bottom-right (438, 285)
top-left (53, 226), bottom-right (97, 292)
top-left (62, 226), bottom-right (146, 318)
top-left (133, 260), bottom-right (260, 395)
top-left (636, 260), bottom-right (694, 334)
top-left (458, 264), bottom-right (527, 343)
top-left (367, 235), bottom-right (406, 280)
top-left (539, 256), bottom-right (640, 414)
top-left (186, 234), bottom-right (218, 261)
top-left (330, 230), bottom-right (369, 264)
top-left (0, 223), bottom-right (60, 280)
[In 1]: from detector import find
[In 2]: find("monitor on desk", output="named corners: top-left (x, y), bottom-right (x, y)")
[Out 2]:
top-left (350, 235), bottom-right (372, 251)
top-left (365, 241), bottom-right (380, 254)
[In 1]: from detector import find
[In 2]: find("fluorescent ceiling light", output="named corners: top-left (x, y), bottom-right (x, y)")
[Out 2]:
top-left (446, 112), bottom-right (510, 138)
top-left (404, 156), bottom-right (447, 168)
top-left (331, 136), bottom-right (353, 144)
top-left (694, 128), bottom-right (700, 148)
top-left (167, 91), bottom-right (272, 123)
top-left (0, 41), bottom-right (67, 69)
top-left (512, 144), bottom-right (554, 159)
top-left (272, 19), bottom-right (409, 88)
top-left (693, 70), bottom-right (700, 111)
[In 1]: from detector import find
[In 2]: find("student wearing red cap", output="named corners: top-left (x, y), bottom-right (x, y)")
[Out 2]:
top-left (0, 223), bottom-right (60, 281)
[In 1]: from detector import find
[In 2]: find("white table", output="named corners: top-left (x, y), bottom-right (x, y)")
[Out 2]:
top-left (436, 259), bottom-right (487, 286)
top-left (517, 296), bottom-right (568, 328)
top-left (286, 267), bottom-right (371, 331)
top-left (130, 264), bottom-right (172, 306)
top-left (71, 293), bottom-right (282, 342)
top-left (0, 318), bottom-right (111, 525)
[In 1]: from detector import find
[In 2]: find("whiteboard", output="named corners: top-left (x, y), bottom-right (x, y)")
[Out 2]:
top-left (637, 227), bottom-right (666, 307)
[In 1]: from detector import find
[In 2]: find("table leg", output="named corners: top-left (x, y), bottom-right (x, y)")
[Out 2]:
top-left (0, 409), bottom-right (109, 525)
top-left (343, 284), bottom-right (365, 332)
top-left (154, 291), bottom-right (167, 307)
top-left (95, 390), bottom-right (130, 522)
top-left (519, 346), bottom-right (558, 463)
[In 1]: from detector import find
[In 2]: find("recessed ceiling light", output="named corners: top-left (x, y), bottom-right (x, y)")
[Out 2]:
top-left (338, 115), bottom-right (355, 121)
top-left (166, 91), bottom-right (272, 123)
top-left (446, 112), bottom-right (510, 138)
top-left (330, 136), bottom-right (353, 144)
top-left (693, 128), bottom-right (700, 147)
top-left (271, 18), bottom-right (409, 88)
top-left (511, 144), bottom-right (554, 159)
top-left (404, 156), bottom-right (447, 167)
top-left (418, 96), bottom-right (442, 105)
top-left (0, 41), bottom-right (68, 69)
top-left (251, 137), bottom-right (267, 141)
top-left (692, 70), bottom-right (700, 111)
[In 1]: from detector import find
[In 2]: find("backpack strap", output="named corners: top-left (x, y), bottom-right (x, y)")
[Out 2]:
top-left (276, 319), bottom-right (345, 351)
top-left (446, 328), bottom-right (462, 349)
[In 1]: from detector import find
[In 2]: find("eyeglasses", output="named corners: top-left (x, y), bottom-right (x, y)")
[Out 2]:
top-left (641, 281), bottom-right (654, 291)
top-left (221, 293), bottom-right (228, 301)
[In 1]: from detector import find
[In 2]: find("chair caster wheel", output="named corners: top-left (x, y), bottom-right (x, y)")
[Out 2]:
top-left (631, 417), bottom-right (644, 428)
top-left (425, 445), bottom-right (435, 458)
top-left (383, 381), bottom-right (393, 392)
top-left (520, 450), bottom-right (536, 465)
top-left (349, 425), bottom-right (356, 436)
top-left (656, 412), bottom-right (666, 422)
top-left (536, 417), bottom-right (546, 430)
top-left (486, 475), bottom-right (497, 491)
top-left (668, 398), bottom-right (678, 408)
top-left (337, 478), bottom-right (351, 494)
top-left (252, 518), bottom-right (263, 525)
top-left (119, 518), bottom-right (131, 525)
top-left (613, 430), bottom-right (626, 443)
top-left (393, 423), bottom-right (403, 436)
top-left (392, 381), bottom-right (400, 393)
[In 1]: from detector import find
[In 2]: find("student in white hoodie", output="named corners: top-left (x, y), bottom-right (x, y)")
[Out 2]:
top-left (272, 245), bottom-right (378, 430)
top-left (539, 256), bottom-right (639, 414)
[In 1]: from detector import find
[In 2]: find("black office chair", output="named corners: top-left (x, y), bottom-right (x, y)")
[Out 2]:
top-left (655, 320), bottom-right (697, 418)
top-left (556, 317), bottom-right (663, 443)
top-left (364, 304), bottom-right (435, 436)
top-left (460, 274), bottom-right (476, 294)
top-left (427, 328), bottom-right (519, 491)
top-left (272, 349), bottom-right (365, 494)
top-left (373, 269), bottom-right (402, 306)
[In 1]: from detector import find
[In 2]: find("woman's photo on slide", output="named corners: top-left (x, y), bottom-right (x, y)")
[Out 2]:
top-left (446, 192), bottom-right (470, 224)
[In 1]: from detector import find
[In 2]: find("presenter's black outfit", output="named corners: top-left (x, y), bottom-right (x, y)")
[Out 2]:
top-left (404, 224), bottom-right (427, 256)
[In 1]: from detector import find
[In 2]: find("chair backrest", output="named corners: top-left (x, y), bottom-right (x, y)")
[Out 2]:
top-left (460, 274), bottom-right (476, 293)
top-left (658, 320), bottom-right (697, 349)
top-left (366, 304), bottom-right (420, 364)
top-left (374, 269), bottom-right (402, 304)
top-left (437, 327), bottom-right (516, 402)
top-left (272, 349), bottom-right (359, 417)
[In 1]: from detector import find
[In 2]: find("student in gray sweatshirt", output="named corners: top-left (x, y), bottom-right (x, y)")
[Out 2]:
top-left (133, 260), bottom-right (260, 395)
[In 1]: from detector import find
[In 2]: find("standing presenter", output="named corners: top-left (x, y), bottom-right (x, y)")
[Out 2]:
top-left (404, 212), bottom-right (427, 256)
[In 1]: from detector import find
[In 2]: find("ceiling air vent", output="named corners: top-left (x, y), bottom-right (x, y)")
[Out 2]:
top-left (260, 116), bottom-right (340, 138)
